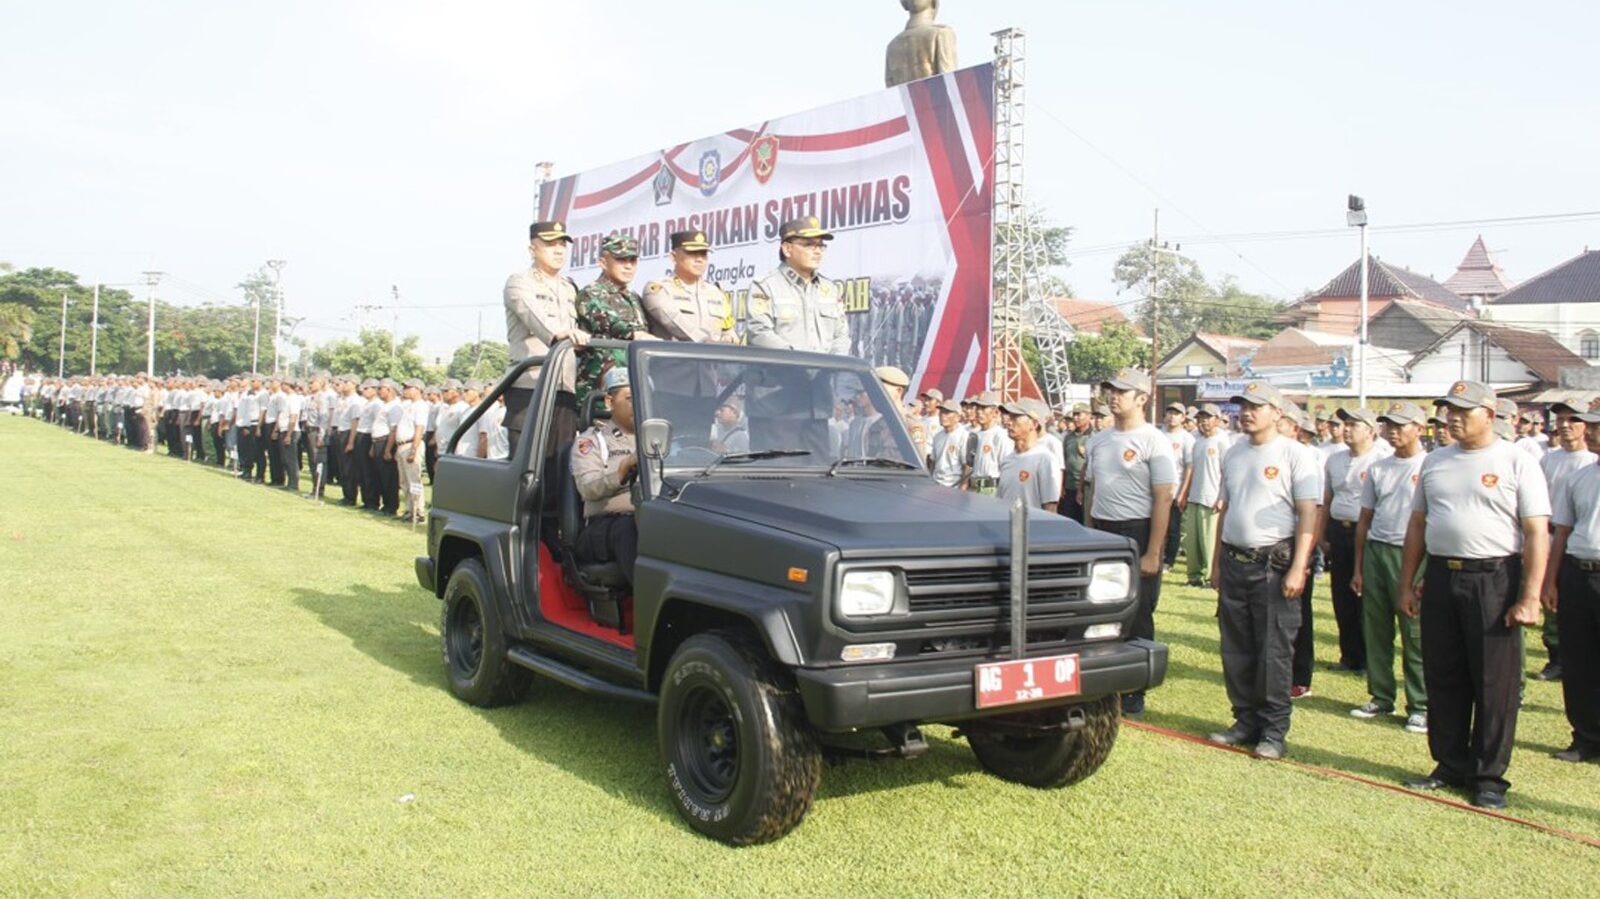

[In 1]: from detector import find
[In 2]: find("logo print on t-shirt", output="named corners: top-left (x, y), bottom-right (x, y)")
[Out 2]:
top-left (1207, 447), bottom-right (1217, 457)
top-left (1482, 473), bottom-right (1500, 488)
top-left (1123, 448), bottom-right (1137, 462)
top-left (1019, 470), bottom-right (1031, 482)
top-left (1359, 471), bottom-right (1367, 481)
top-left (1411, 474), bottom-right (1420, 485)
top-left (982, 444), bottom-right (992, 454)
top-left (1264, 466), bottom-right (1280, 480)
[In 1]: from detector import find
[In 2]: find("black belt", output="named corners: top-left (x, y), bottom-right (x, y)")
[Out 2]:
top-left (1434, 556), bottom-right (1513, 573)
top-left (1224, 542), bottom-right (1286, 565)
top-left (1334, 519), bottom-right (1355, 530)
top-left (1569, 557), bottom-right (1600, 573)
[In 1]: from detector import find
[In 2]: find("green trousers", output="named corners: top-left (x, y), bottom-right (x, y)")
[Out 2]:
top-left (1362, 541), bottom-right (1427, 715)
top-left (1181, 503), bottom-right (1218, 583)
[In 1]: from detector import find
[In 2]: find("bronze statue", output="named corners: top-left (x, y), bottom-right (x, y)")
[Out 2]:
top-left (885, 0), bottom-right (958, 87)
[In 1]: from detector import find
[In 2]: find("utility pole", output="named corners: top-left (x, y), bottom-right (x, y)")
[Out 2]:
top-left (58, 292), bottom-right (70, 377)
top-left (266, 259), bottom-right (286, 375)
top-left (472, 310), bottom-right (484, 378)
top-left (141, 271), bottom-right (163, 375)
top-left (251, 292), bottom-right (262, 375)
top-left (389, 284), bottom-right (400, 359)
top-left (1347, 196), bottom-right (1370, 406)
top-left (89, 283), bottom-right (100, 376)
top-left (1148, 209), bottom-right (1160, 417)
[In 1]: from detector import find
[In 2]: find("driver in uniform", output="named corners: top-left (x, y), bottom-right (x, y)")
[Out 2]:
top-left (572, 367), bottom-right (640, 588)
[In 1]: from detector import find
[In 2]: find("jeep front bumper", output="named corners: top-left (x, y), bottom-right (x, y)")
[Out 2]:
top-left (793, 638), bottom-right (1167, 732)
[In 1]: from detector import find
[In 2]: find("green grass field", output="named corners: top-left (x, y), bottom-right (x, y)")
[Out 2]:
top-left (3, 415), bottom-right (1597, 896)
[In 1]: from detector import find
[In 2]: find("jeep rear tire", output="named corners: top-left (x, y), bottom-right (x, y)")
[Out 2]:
top-left (967, 694), bottom-right (1120, 788)
top-left (657, 631), bottom-right (821, 845)
top-left (440, 558), bottom-right (532, 707)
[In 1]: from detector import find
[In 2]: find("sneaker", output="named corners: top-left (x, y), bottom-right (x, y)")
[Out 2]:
top-left (1290, 686), bottom-right (1312, 701)
top-left (1253, 740), bottom-right (1286, 760)
top-left (1208, 724), bottom-right (1257, 746)
top-left (1404, 714), bottom-right (1429, 734)
top-left (1350, 701), bottom-right (1389, 719)
top-left (1534, 662), bottom-right (1563, 682)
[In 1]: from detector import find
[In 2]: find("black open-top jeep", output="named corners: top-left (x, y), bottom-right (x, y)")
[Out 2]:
top-left (416, 339), bottom-right (1167, 844)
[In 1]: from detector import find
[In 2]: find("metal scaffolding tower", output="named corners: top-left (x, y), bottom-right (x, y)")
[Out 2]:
top-left (990, 28), bottom-right (1074, 404)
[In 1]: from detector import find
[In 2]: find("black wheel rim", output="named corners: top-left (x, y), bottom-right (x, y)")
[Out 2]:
top-left (675, 683), bottom-right (739, 804)
top-left (447, 594), bottom-right (485, 680)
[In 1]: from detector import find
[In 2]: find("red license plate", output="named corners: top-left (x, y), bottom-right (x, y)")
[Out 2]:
top-left (975, 654), bottom-right (1082, 709)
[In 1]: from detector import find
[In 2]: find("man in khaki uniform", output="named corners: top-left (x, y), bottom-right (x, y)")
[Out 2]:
top-left (572, 367), bottom-right (640, 589)
top-left (745, 217), bottom-right (851, 355)
top-left (642, 230), bottom-right (737, 343)
top-left (504, 219), bottom-right (585, 449)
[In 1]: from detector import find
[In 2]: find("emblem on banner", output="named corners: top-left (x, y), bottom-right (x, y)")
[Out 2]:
top-left (652, 162), bottom-right (675, 206)
top-left (752, 135), bottom-right (780, 185)
top-left (698, 150), bottom-right (722, 197)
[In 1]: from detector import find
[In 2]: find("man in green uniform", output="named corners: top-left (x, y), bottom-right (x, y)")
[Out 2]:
top-left (575, 234), bottom-right (653, 405)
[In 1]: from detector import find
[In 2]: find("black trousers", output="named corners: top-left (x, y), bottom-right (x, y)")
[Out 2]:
top-left (326, 428), bottom-right (342, 487)
top-left (238, 427), bottom-right (260, 480)
top-left (1327, 521), bottom-right (1366, 669)
top-left (1219, 548), bottom-right (1301, 744)
top-left (264, 424), bottom-right (284, 484)
top-left (1422, 557), bottom-right (1523, 794)
top-left (575, 513), bottom-right (638, 589)
top-left (355, 434), bottom-right (378, 509)
top-left (1060, 487), bottom-right (1085, 524)
top-left (279, 432), bottom-right (300, 490)
top-left (1095, 517), bottom-right (1162, 702)
top-left (212, 426), bottom-right (227, 466)
top-left (377, 450), bottom-right (399, 513)
top-left (424, 432), bottom-right (438, 483)
top-left (187, 422), bottom-right (205, 462)
top-left (1556, 558), bottom-right (1600, 753)
top-left (1162, 500), bottom-right (1182, 565)
top-left (1293, 569), bottom-right (1317, 689)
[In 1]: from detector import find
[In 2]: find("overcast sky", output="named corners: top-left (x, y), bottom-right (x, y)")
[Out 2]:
top-left (4, 1), bottom-right (1597, 362)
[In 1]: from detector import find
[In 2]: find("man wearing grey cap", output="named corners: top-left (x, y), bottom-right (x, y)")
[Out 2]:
top-left (1322, 407), bottom-right (1386, 674)
top-left (963, 391), bottom-right (1010, 495)
top-left (1542, 399), bottom-right (1600, 763)
top-left (1179, 403), bottom-right (1231, 587)
top-left (997, 398), bottom-right (1061, 512)
top-left (1533, 398), bottom-right (1596, 681)
top-left (1084, 368), bottom-right (1176, 717)
top-left (1060, 403), bottom-right (1093, 522)
top-left (927, 398), bottom-right (969, 488)
top-left (1399, 380), bottom-right (1549, 808)
top-left (1162, 402), bottom-right (1194, 569)
top-left (1208, 381), bottom-right (1322, 759)
top-left (1350, 402), bottom-right (1431, 732)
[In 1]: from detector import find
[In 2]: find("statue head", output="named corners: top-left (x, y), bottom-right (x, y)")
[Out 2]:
top-left (902, 0), bottom-right (937, 15)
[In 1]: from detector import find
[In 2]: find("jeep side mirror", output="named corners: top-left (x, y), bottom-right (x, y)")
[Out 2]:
top-left (640, 418), bottom-right (672, 459)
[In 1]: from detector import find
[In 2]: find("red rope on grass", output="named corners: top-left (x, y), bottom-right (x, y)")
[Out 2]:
top-left (1123, 719), bottom-right (1600, 851)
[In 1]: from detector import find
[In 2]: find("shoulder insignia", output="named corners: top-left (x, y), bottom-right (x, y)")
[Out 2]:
top-left (646, 281), bottom-right (663, 293)
top-left (576, 438), bottom-right (593, 456)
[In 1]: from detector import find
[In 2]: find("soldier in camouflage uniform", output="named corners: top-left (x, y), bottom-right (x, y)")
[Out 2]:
top-left (575, 234), bottom-right (654, 405)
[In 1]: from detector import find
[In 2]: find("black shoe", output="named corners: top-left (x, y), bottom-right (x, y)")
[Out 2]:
top-left (1404, 774), bottom-right (1462, 792)
top-left (1253, 740), bottom-right (1286, 760)
top-left (1471, 790), bottom-right (1507, 810)
top-left (1120, 694), bottom-right (1146, 717)
top-left (1553, 745), bottom-right (1599, 763)
top-left (1208, 725), bottom-right (1257, 747)
top-left (1534, 662), bottom-right (1563, 682)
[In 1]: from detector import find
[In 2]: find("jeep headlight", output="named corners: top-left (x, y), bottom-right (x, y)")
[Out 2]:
top-left (1088, 562), bottom-right (1132, 603)
top-left (839, 570), bottom-right (897, 617)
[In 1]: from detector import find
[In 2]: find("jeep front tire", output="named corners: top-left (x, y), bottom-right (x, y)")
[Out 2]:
top-left (967, 694), bottom-right (1120, 788)
top-left (657, 631), bottom-right (821, 845)
top-left (440, 558), bottom-right (532, 707)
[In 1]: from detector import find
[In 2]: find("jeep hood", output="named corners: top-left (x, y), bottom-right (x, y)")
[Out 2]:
top-left (666, 476), bottom-right (1132, 556)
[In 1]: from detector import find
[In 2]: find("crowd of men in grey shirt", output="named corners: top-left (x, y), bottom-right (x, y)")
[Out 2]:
top-left (25, 371), bottom-right (514, 522)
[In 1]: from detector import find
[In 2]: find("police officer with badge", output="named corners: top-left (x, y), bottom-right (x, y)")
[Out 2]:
top-left (1543, 400), bottom-right (1600, 764)
top-left (1400, 380), bottom-right (1550, 808)
top-left (998, 398), bottom-right (1061, 512)
top-left (1208, 381), bottom-right (1322, 759)
top-left (642, 230), bottom-right (736, 344)
top-left (576, 234), bottom-right (655, 406)
top-left (928, 398), bottom-right (968, 487)
top-left (745, 217), bottom-right (851, 355)
top-left (572, 368), bottom-right (640, 589)
top-left (505, 220), bottom-right (584, 449)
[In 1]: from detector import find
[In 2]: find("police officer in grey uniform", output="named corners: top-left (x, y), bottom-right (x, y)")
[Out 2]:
top-left (642, 230), bottom-right (737, 344)
top-left (1083, 368), bottom-right (1177, 717)
top-left (1208, 381), bottom-right (1322, 759)
top-left (1534, 396), bottom-right (1596, 681)
top-left (744, 217), bottom-right (851, 355)
top-left (504, 220), bottom-right (585, 450)
top-left (572, 367), bottom-right (639, 588)
top-left (1400, 380), bottom-right (1550, 809)
top-left (928, 399), bottom-right (969, 488)
top-left (1543, 400), bottom-right (1600, 763)
top-left (997, 398), bottom-right (1061, 512)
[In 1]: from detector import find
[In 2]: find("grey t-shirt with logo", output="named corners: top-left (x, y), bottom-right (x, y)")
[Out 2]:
top-left (1220, 433), bottom-right (1323, 548)
top-left (999, 443), bottom-right (1064, 511)
top-left (1541, 447), bottom-right (1596, 497)
top-left (1085, 423), bottom-right (1177, 523)
top-left (1361, 450), bottom-right (1426, 545)
top-left (1551, 462), bottom-right (1600, 560)
top-left (1413, 440), bottom-right (1550, 559)
top-left (1187, 432), bottom-right (1232, 508)
top-left (1326, 444), bottom-right (1385, 522)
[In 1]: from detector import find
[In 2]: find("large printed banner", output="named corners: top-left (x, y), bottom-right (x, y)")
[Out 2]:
top-left (538, 64), bottom-right (995, 400)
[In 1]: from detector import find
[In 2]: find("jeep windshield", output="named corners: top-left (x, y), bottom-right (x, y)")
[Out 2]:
top-left (635, 350), bottom-right (923, 476)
